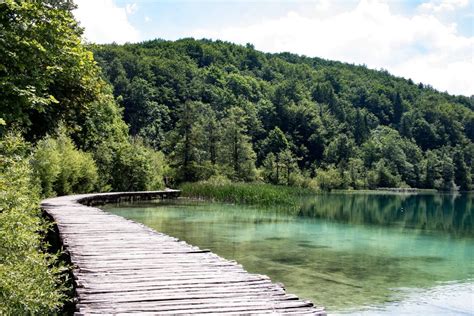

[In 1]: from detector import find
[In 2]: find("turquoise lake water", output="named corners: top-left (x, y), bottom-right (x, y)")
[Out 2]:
top-left (103, 192), bottom-right (473, 314)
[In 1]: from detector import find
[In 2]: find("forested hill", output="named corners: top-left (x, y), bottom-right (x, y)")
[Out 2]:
top-left (91, 38), bottom-right (474, 191)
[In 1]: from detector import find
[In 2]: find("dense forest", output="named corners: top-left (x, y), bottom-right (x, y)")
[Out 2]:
top-left (0, 0), bottom-right (473, 313)
top-left (91, 39), bottom-right (474, 191)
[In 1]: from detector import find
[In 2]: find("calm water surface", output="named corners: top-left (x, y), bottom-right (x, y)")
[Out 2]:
top-left (103, 193), bottom-right (474, 314)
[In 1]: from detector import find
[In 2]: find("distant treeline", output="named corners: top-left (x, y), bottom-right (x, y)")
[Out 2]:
top-left (90, 39), bottom-right (474, 191)
top-left (1, 1), bottom-right (473, 313)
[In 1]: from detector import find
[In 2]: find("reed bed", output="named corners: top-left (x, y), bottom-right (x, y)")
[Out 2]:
top-left (180, 182), bottom-right (316, 207)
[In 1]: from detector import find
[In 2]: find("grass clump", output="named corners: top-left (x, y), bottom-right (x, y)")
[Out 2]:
top-left (0, 133), bottom-right (69, 314)
top-left (180, 176), bottom-right (316, 207)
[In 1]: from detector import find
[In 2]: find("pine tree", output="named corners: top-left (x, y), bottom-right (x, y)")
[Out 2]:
top-left (220, 107), bottom-right (257, 181)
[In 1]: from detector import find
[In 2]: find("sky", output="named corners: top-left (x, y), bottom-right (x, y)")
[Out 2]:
top-left (73, 0), bottom-right (474, 96)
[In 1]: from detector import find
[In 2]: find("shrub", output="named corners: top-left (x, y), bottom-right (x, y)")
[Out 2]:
top-left (0, 133), bottom-right (68, 314)
top-left (204, 174), bottom-right (232, 186)
top-left (32, 132), bottom-right (98, 197)
top-left (315, 166), bottom-right (344, 191)
top-left (95, 138), bottom-right (167, 192)
top-left (369, 159), bottom-right (402, 189)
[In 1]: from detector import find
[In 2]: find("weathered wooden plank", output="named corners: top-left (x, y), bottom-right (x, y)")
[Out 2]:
top-left (77, 299), bottom-right (315, 312)
top-left (82, 310), bottom-right (324, 316)
top-left (76, 293), bottom-right (301, 307)
top-left (77, 302), bottom-right (322, 315)
top-left (78, 288), bottom-right (287, 303)
top-left (76, 282), bottom-right (281, 295)
top-left (41, 191), bottom-right (325, 315)
top-left (76, 274), bottom-right (270, 284)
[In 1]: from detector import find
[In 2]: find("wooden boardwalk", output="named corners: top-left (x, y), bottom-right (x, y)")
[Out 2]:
top-left (42, 191), bottom-right (326, 315)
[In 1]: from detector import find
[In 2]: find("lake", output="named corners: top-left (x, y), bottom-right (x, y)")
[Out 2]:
top-left (103, 192), bottom-right (473, 314)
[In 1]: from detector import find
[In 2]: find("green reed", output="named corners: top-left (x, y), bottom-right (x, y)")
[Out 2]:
top-left (180, 182), bottom-right (317, 207)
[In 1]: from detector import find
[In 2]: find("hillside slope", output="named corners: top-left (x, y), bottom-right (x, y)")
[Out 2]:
top-left (92, 38), bottom-right (474, 190)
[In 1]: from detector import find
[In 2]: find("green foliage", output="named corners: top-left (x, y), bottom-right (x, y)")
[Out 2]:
top-left (1, 0), bottom-right (168, 194)
top-left (93, 38), bottom-right (473, 191)
top-left (0, 2), bottom-right (173, 312)
top-left (0, 133), bottom-right (68, 314)
top-left (168, 101), bottom-right (211, 182)
top-left (32, 130), bottom-right (98, 197)
top-left (0, 0), bottom-right (128, 150)
top-left (315, 166), bottom-right (344, 191)
top-left (369, 159), bottom-right (403, 189)
top-left (347, 158), bottom-right (367, 189)
top-left (220, 107), bottom-right (257, 181)
top-left (262, 149), bottom-right (301, 186)
top-left (453, 149), bottom-right (472, 191)
top-left (259, 127), bottom-right (289, 160)
top-left (96, 139), bottom-right (167, 192)
top-left (76, 89), bottom-right (129, 151)
top-left (262, 153), bottom-right (278, 183)
top-left (324, 134), bottom-right (356, 166)
top-left (278, 149), bottom-right (300, 185)
top-left (31, 136), bottom-right (60, 197)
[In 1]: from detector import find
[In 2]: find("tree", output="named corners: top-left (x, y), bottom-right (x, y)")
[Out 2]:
top-left (89, 38), bottom-right (474, 190)
top-left (262, 153), bottom-right (278, 184)
top-left (324, 133), bottom-right (355, 167)
top-left (373, 159), bottom-right (401, 188)
top-left (312, 82), bottom-right (336, 107)
top-left (353, 109), bottom-right (369, 145)
top-left (315, 165), bottom-right (343, 191)
top-left (361, 126), bottom-right (422, 187)
top-left (279, 149), bottom-right (300, 185)
top-left (260, 127), bottom-right (289, 159)
top-left (168, 101), bottom-right (206, 182)
top-left (440, 156), bottom-right (456, 191)
top-left (220, 107), bottom-right (257, 181)
top-left (0, 1), bottom-right (122, 143)
top-left (199, 105), bottom-right (220, 165)
top-left (412, 118), bottom-right (438, 150)
top-left (107, 139), bottom-right (166, 191)
top-left (453, 149), bottom-right (472, 191)
top-left (392, 92), bottom-right (405, 125)
top-left (137, 103), bottom-right (171, 150)
top-left (124, 77), bottom-right (157, 135)
top-left (74, 89), bottom-right (128, 151)
top-left (347, 158), bottom-right (366, 189)
top-left (424, 150), bottom-right (442, 189)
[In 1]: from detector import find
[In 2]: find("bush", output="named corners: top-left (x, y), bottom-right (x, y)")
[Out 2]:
top-left (95, 138), bottom-right (167, 192)
top-left (32, 132), bottom-right (98, 197)
top-left (201, 174), bottom-right (232, 186)
top-left (315, 166), bottom-right (344, 191)
top-left (0, 133), bottom-right (68, 314)
top-left (368, 159), bottom-right (402, 189)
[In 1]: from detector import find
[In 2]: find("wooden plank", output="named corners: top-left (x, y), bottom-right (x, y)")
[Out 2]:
top-left (41, 191), bottom-right (325, 315)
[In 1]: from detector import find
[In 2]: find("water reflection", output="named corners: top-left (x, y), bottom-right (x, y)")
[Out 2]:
top-left (296, 193), bottom-right (473, 237)
top-left (103, 192), bottom-right (473, 313)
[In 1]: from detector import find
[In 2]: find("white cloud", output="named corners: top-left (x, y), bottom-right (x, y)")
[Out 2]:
top-left (74, 0), bottom-right (140, 44)
top-left (125, 3), bottom-right (138, 15)
top-left (145, 16), bottom-right (152, 23)
top-left (418, 0), bottom-right (469, 13)
top-left (192, 0), bottom-right (474, 96)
